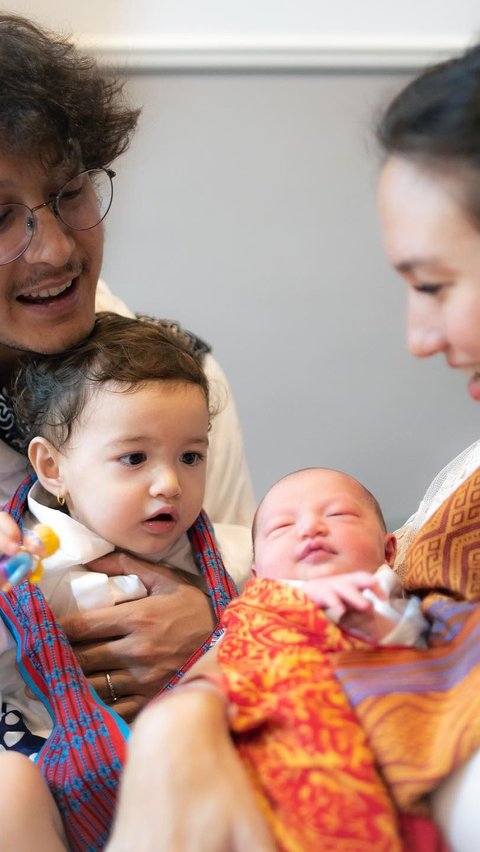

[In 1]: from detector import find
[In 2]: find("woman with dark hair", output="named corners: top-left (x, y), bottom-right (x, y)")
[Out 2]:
top-left (106, 42), bottom-right (480, 852)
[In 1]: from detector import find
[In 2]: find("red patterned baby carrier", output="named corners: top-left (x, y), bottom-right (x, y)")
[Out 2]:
top-left (0, 474), bottom-right (237, 851)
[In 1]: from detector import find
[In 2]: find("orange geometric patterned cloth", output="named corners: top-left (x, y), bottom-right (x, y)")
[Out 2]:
top-left (333, 466), bottom-right (480, 813)
top-left (218, 578), bottom-right (404, 852)
top-left (403, 466), bottom-right (480, 603)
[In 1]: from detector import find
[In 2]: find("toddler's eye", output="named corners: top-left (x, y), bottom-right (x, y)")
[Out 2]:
top-left (181, 451), bottom-right (203, 466)
top-left (120, 452), bottom-right (146, 466)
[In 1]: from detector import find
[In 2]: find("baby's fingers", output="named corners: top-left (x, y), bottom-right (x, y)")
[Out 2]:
top-left (301, 581), bottom-right (347, 614)
top-left (346, 571), bottom-right (382, 590)
top-left (0, 512), bottom-right (22, 556)
top-left (344, 572), bottom-right (388, 601)
top-left (333, 582), bottom-right (374, 612)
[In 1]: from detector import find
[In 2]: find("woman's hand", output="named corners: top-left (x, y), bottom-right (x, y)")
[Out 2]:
top-left (61, 553), bottom-right (215, 722)
top-left (106, 689), bottom-right (276, 852)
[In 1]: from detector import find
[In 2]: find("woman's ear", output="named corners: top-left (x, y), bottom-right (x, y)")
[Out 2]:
top-left (383, 533), bottom-right (397, 567)
top-left (28, 437), bottom-right (65, 500)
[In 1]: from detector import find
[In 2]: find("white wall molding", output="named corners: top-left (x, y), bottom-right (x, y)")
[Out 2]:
top-left (78, 34), bottom-right (470, 73)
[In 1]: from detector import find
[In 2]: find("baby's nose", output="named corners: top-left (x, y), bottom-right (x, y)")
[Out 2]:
top-left (298, 511), bottom-right (327, 537)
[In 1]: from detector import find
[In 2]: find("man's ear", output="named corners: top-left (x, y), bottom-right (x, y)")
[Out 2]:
top-left (383, 533), bottom-right (397, 567)
top-left (28, 437), bottom-right (65, 500)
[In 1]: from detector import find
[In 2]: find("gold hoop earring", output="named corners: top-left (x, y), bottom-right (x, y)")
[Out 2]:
top-left (57, 493), bottom-right (65, 507)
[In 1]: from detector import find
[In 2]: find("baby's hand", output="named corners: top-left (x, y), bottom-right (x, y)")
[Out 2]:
top-left (0, 511), bottom-right (22, 557)
top-left (301, 571), bottom-right (385, 617)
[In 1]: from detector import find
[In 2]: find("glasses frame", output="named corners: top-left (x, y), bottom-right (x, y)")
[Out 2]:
top-left (0, 167), bottom-right (116, 266)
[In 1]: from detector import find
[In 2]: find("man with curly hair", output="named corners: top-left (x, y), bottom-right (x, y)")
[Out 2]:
top-left (0, 14), bottom-right (255, 723)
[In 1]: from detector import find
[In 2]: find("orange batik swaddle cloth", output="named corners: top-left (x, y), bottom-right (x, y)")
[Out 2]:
top-left (333, 466), bottom-right (480, 815)
top-left (218, 578), bottom-right (404, 852)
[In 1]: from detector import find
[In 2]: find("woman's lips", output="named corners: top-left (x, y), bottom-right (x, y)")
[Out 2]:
top-left (468, 372), bottom-right (480, 401)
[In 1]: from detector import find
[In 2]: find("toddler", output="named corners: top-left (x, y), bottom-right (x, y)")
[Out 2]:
top-left (0, 312), bottom-right (250, 850)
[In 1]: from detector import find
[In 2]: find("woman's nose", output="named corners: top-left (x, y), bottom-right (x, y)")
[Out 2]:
top-left (406, 294), bottom-right (446, 358)
top-left (22, 207), bottom-right (75, 267)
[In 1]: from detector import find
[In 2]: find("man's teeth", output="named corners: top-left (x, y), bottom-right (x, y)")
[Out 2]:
top-left (34, 281), bottom-right (73, 299)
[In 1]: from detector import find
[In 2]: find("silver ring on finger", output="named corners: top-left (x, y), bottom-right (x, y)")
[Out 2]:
top-left (105, 671), bottom-right (118, 703)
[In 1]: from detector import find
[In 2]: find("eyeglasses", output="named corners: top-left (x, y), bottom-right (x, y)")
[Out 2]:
top-left (0, 167), bottom-right (115, 265)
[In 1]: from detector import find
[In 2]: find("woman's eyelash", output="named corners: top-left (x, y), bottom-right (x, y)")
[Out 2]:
top-left (414, 283), bottom-right (442, 294)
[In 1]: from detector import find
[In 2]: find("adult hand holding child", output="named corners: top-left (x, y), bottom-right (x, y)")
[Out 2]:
top-left (64, 554), bottom-right (214, 720)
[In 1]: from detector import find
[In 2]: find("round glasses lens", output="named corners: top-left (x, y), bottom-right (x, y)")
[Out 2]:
top-left (0, 203), bottom-right (33, 265)
top-left (57, 168), bottom-right (113, 231)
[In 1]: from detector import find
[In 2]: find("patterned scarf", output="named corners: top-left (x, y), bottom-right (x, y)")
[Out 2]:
top-left (218, 578), bottom-right (404, 851)
top-left (1, 474), bottom-right (237, 850)
top-left (332, 466), bottom-right (480, 814)
top-left (218, 578), bottom-right (446, 851)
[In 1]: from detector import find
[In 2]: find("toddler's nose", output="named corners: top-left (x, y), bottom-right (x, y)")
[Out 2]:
top-left (150, 468), bottom-right (181, 499)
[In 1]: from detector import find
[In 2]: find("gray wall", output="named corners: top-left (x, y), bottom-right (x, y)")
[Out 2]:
top-left (102, 69), bottom-right (479, 529)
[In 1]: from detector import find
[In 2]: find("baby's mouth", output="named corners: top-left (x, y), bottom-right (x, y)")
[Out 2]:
top-left (152, 512), bottom-right (174, 522)
top-left (144, 509), bottom-right (179, 525)
top-left (298, 541), bottom-right (336, 561)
